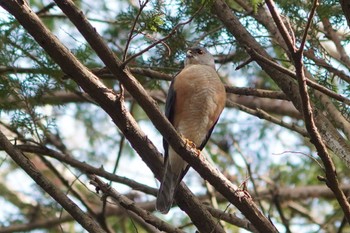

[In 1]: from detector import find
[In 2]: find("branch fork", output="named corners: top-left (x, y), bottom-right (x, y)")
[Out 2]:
top-left (265, 0), bottom-right (350, 222)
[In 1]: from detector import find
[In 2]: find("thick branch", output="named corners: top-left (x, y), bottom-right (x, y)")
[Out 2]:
top-left (340, 0), bottom-right (350, 29)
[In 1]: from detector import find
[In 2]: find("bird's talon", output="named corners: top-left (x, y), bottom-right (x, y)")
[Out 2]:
top-left (184, 138), bottom-right (200, 155)
top-left (194, 148), bottom-right (201, 156)
top-left (184, 138), bottom-right (196, 148)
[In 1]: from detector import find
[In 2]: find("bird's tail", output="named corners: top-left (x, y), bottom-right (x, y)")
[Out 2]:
top-left (156, 165), bottom-right (181, 214)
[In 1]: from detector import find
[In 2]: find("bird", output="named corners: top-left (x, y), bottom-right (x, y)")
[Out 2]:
top-left (156, 47), bottom-right (226, 214)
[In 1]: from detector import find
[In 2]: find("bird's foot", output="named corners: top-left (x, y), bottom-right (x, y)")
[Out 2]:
top-left (184, 138), bottom-right (201, 156)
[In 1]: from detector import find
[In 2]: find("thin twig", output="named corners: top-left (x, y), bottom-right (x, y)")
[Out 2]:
top-left (141, 31), bottom-right (172, 57)
top-left (17, 144), bottom-right (158, 196)
top-left (235, 57), bottom-right (254, 70)
top-left (288, 202), bottom-right (323, 225)
top-left (193, 25), bottom-right (224, 47)
top-left (215, 52), bottom-right (237, 64)
top-left (272, 195), bottom-right (291, 233)
top-left (230, 102), bottom-right (309, 137)
top-left (272, 150), bottom-right (323, 169)
top-left (35, 2), bottom-right (56, 15)
top-left (298, 0), bottom-right (318, 53)
top-left (0, 214), bottom-right (73, 233)
top-left (205, 206), bottom-right (259, 233)
top-left (233, 142), bottom-right (266, 215)
top-left (249, 48), bottom-right (350, 106)
top-left (2, 122), bottom-right (100, 222)
top-left (111, 135), bottom-right (125, 178)
top-left (304, 50), bottom-right (350, 84)
top-left (121, 4), bottom-right (205, 67)
top-left (38, 155), bottom-right (97, 215)
top-left (123, 0), bottom-right (150, 62)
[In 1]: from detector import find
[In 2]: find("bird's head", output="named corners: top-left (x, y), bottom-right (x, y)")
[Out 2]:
top-left (184, 47), bottom-right (215, 69)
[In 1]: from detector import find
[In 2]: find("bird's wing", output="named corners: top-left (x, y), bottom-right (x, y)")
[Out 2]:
top-left (162, 78), bottom-right (176, 163)
top-left (162, 74), bottom-right (191, 181)
top-left (198, 117), bottom-right (220, 150)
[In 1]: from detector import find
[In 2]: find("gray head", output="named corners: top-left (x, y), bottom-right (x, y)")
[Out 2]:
top-left (184, 47), bottom-right (215, 69)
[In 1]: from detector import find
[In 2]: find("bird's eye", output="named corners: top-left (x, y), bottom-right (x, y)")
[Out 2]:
top-left (197, 49), bottom-right (204, 54)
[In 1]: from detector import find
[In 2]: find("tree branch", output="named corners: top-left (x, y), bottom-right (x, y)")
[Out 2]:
top-left (225, 86), bottom-right (288, 100)
top-left (90, 175), bottom-right (186, 233)
top-left (233, 0), bottom-right (350, 147)
top-left (0, 214), bottom-right (73, 233)
top-left (320, 16), bottom-right (350, 68)
top-left (211, 0), bottom-right (350, 168)
top-left (340, 0), bottom-right (350, 29)
top-left (267, 0), bottom-right (350, 222)
top-left (265, 0), bottom-right (296, 52)
top-left (0, 130), bottom-right (106, 233)
top-left (16, 144), bottom-right (158, 196)
top-left (205, 206), bottom-right (259, 233)
top-left (121, 3), bottom-right (205, 67)
top-left (229, 102), bottom-right (308, 137)
top-left (0, 1), bottom-right (228, 232)
top-left (248, 48), bottom-right (350, 106)
top-left (304, 50), bottom-right (350, 84)
top-left (123, 0), bottom-right (150, 62)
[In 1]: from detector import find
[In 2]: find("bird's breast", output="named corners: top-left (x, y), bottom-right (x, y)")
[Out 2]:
top-left (173, 65), bottom-right (226, 146)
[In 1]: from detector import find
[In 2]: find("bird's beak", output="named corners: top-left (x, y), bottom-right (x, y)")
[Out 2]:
top-left (186, 50), bottom-right (193, 58)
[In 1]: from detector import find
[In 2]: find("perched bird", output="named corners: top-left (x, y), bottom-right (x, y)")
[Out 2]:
top-left (156, 47), bottom-right (226, 214)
